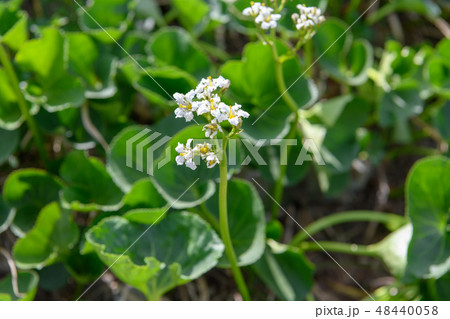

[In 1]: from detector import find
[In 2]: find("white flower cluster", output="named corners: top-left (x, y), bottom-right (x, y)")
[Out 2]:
top-left (174, 76), bottom-right (249, 138)
top-left (175, 139), bottom-right (220, 170)
top-left (243, 2), bottom-right (281, 30)
top-left (173, 76), bottom-right (249, 170)
top-left (292, 4), bottom-right (325, 32)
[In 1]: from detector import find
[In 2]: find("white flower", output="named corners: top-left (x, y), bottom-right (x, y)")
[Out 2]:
top-left (205, 152), bottom-right (219, 168)
top-left (255, 6), bottom-right (281, 30)
top-left (243, 2), bottom-right (280, 30)
top-left (242, 1), bottom-right (262, 17)
top-left (175, 139), bottom-right (198, 170)
top-left (203, 119), bottom-right (223, 138)
top-left (175, 140), bottom-right (221, 170)
top-left (197, 95), bottom-right (221, 116)
top-left (173, 90), bottom-right (197, 122)
top-left (293, 5), bottom-right (325, 32)
top-left (228, 103), bottom-right (249, 127)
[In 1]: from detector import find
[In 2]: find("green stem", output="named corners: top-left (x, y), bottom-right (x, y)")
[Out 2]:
top-left (271, 113), bottom-right (298, 219)
top-left (303, 39), bottom-right (313, 77)
top-left (300, 241), bottom-right (378, 257)
top-left (218, 139), bottom-right (251, 301)
top-left (268, 39), bottom-right (300, 218)
top-left (291, 211), bottom-right (407, 245)
top-left (0, 44), bottom-right (49, 167)
top-left (198, 203), bottom-right (220, 231)
top-left (269, 42), bottom-right (298, 114)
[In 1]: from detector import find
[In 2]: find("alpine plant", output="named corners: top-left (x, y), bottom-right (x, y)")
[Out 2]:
top-left (173, 76), bottom-right (249, 170)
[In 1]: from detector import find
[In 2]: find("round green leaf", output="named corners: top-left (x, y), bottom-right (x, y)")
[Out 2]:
top-left (67, 32), bottom-right (118, 99)
top-left (60, 151), bottom-right (124, 212)
top-left (0, 127), bottom-right (19, 165)
top-left (77, 0), bottom-right (135, 43)
top-left (107, 125), bottom-right (158, 193)
top-left (133, 66), bottom-right (197, 105)
top-left (86, 212), bottom-right (224, 300)
top-left (15, 27), bottom-right (85, 111)
top-left (0, 270), bottom-right (39, 301)
top-left (3, 169), bottom-right (62, 235)
top-left (405, 156), bottom-right (450, 280)
top-left (253, 240), bottom-right (314, 301)
top-left (152, 125), bottom-right (217, 209)
top-left (206, 178), bottom-right (266, 267)
top-left (119, 179), bottom-right (169, 225)
top-left (314, 18), bottom-right (373, 86)
top-left (171, 0), bottom-right (210, 33)
top-left (13, 202), bottom-right (79, 269)
top-left (147, 27), bottom-right (211, 79)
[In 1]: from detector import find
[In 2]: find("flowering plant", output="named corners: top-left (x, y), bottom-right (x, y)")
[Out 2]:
top-left (0, 0), bottom-right (448, 303)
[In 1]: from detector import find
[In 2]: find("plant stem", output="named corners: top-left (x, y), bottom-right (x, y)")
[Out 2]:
top-left (218, 139), bottom-right (251, 301)
top-left (270, 42), bottom-right (298, 114)
top-left (268, 39), bottom-right (300, 218)
top-left (0, 44), bottom-right (49, 167)
top-left (303, 39), bottom-right (313, 77)
top-left (291, 211), bottom-right (407, 245)
top-left (300, 241), bottom-right (378, 257)
top-left (270, 113), bottom-right (298, 219)
top-left (81, 101), bottom-right (110, 153)
top-left (198, 203), bottom-right (220, 231)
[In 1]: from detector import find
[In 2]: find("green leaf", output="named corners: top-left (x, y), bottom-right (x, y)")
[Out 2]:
top-left (152, 125), bottom-right (217, 209)
top-left (405, 157), bottom-right (450, 280)
top-left (304, 95), bottom-right (370, 195)
top-left (433, 101), bottom-right (450, 142)
top-left (0, 127), bottom-right (19, 165)
top-left (258, 132), bottom-right (311, 187)
top-left (65, 251), bottom-right (104, 285)
top-left (314, 18), bottom-right (373, 86)
top-left (253, 240), bottom-right (314, 301)
top-left (77, 0), bottom-right (135, 43)
top-left (0, 195), bottom-right (15, 234)
top-left (0, 270), bottom-right (39, 301)
top-left (378, 84), bottom-right (423, 144)
top-left (0, 2), bottom-right (28, 51)
top-left (133, 65), bottom-right (197, 105)
top-left (119, 179), bottom-right (168, 225)
top-left (0, 67), bottom-right (38, 130)
top-left (67, 32), bottom-right (118, 99)
top-left (221, 41), bottom-right (318, 141)
top-left (107, 125), bottom-right (158, 193)
top-left (171, 0), bottom-right (209, 33)
top-left (3, 169), bottom-right (62, 235)
top-left (15, 27), bottom-right (85, 110)
top-left (371, 224), bottom-right (412, 278)
top-left (205, 178), bottom-right (266, 267)
top-left (425, 40), bottom-right (450, 99)
top-left (60, 151), bottom-right (124, 212)
top-left (86, 212), bottom-right (224, 300)
top-left (368, 0), bottom-right (441, 23)
top-left (148, 27), bottom-right (211, 79)
top-left (135, 0), bottom-right (165, 27)
top-left (12, 202), bottom-right (79, 269)
top-left (37, 263), bottom-right (70, 292)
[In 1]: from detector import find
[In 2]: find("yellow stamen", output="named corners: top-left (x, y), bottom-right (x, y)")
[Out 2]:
top-left (210, 99), bottom-right (215, 110)
top-left (200, 145), bottom-right (209, 154)
top-left (208, 76), bottom-right (213, 87)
